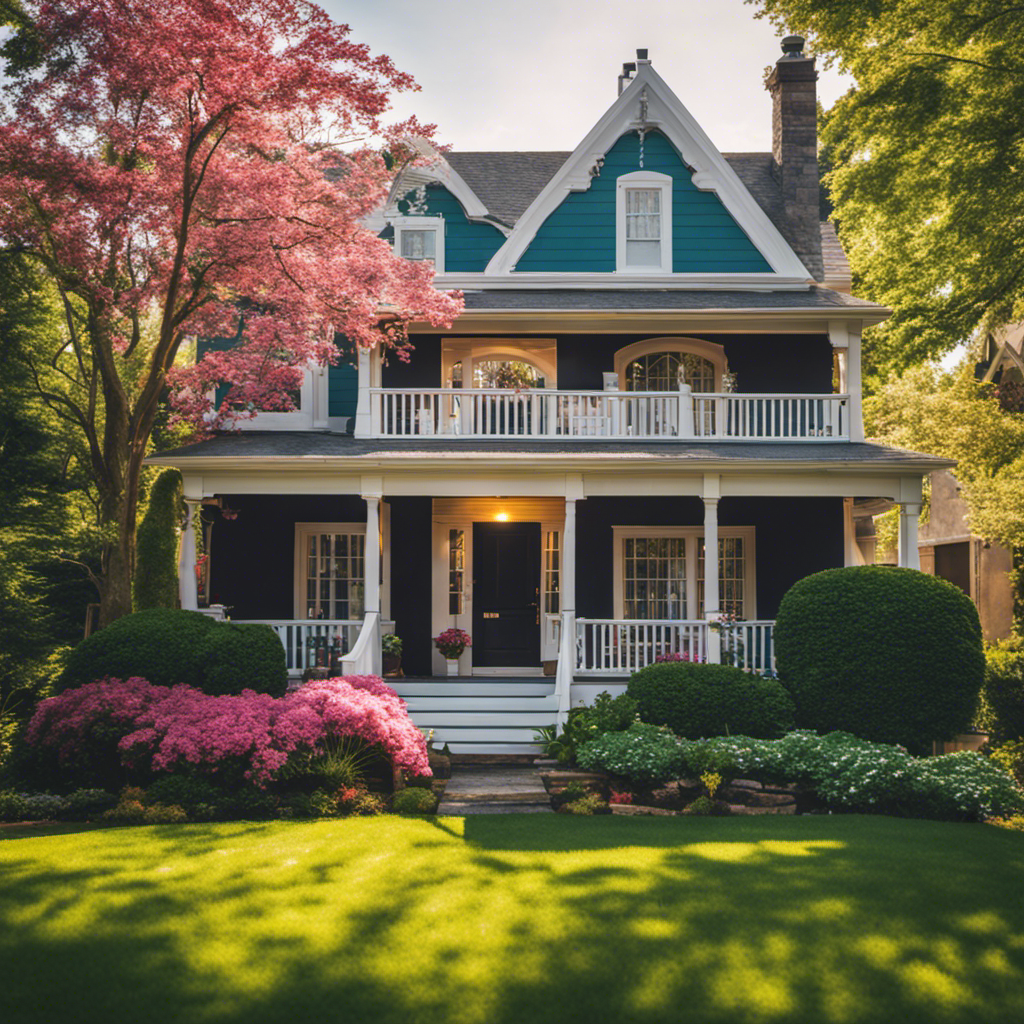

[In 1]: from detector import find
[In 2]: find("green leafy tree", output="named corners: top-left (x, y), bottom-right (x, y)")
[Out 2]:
top-left (749, 0), bottom-right (1024, 375)
top-left (865, 364), bottom-right (1024, 552)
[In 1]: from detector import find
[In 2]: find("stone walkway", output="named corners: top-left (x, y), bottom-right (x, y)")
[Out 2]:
top-left (436, 765), bottom-right (552, 815)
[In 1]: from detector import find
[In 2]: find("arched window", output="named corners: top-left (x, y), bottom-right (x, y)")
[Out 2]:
top-left (625, 352), bottom-right (716, 392)
top-left (614, 338), bottom-right (728, 393)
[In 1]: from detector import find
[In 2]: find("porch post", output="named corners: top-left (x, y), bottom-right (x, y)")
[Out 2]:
top-left (178, 497), bottom-right (202, 611)
top-left (363, 494), bottom-right (381, 614)
top-left (898, 503), bottom-right (922, 570)
top-left (703, 476), bottom-right (721, 664)
top-left (563, 497), bottom-right (577, 615)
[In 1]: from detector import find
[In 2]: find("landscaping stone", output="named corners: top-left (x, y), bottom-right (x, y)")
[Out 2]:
top-left (436, 766), bottom-right (552, 815)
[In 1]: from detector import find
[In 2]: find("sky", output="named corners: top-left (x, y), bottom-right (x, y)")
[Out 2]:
top-left (324, 0), bottom-right (853, 154)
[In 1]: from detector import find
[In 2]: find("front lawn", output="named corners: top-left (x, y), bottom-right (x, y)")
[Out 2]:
top-left (2, 815), bottom-right (1023, 1023)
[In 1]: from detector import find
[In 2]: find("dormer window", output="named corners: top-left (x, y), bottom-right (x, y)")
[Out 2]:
top-left (391, 216), bottom-right (445, 272)
top-left (616, 171), bottom-right (672, 273)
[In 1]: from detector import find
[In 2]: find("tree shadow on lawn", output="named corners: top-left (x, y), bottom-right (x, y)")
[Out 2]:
top-left (1, 816), bottom-right (1023, 1024)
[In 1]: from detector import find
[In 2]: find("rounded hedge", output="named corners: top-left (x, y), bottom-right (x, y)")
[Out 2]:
top-left (625, 662), bottom-right (795, 739)
top-left (57, 608), bottom-right (287, 697)
top-left (392, 787), bottom-right (438, 814)
top-left (773, 566), bottom-right (984, 753)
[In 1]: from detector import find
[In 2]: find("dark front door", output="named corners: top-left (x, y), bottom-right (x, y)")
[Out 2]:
top-left (472, 522), bottom-right (541, 667)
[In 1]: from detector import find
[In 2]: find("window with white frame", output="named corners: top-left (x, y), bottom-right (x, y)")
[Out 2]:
top-left (544, 530), bottom-right (560, 614)
top-left (616, 171), bottom-right (672, 273)
top-left (294, 524), bottom-right (365, 620)
top-left (613, 526), bottom-right (755, 620)
top-left (391, 216), bottom-right (445, 273)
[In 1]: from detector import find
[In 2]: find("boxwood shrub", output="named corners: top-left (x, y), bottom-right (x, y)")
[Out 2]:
top-left (57, 608), bottom-right (287, 697)
top-left (625, 661), bottom-right (795, 739)
top-left (977, 641), bottom-right (1024, 743)
top-left (774, 566), bottom-right (984, 753)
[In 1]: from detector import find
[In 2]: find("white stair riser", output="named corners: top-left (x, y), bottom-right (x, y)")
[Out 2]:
top-left (410, 712), bottom-right (556, 729)
top-left (424, 726), bottom-right (549, 744)
top-left (405, 696), bottom-right (559, 712)
top-left (393, 682), bottom-right (554, 697)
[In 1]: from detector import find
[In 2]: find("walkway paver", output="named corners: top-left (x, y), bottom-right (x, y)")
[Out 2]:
top-left (436, 765), bottom-right (552, 815)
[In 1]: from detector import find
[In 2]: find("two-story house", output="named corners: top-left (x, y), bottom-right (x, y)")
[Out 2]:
top-left (151, 39), bottom-right (950, 752)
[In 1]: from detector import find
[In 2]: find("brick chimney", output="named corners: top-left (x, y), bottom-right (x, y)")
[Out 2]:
top-left (765, 36), bottom-right (822, 281)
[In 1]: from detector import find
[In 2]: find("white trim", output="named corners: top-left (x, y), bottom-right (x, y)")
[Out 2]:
top-left (292, 522), bottom-right (366, 621)
top-left (384, 138), bottom-right (511, 236)
top-left (613, 337), bottom-right (727, 391)
top-left (616, 171), bottom-right (673, 273)
top-left (437, 273), bottom-right (816, 290)
top-left (390, 215), bottom-right (445, 274)
top-left (611, 525), bottom-right (756, 620)
top-left (231, 364), bottom-right (315, 431)
top-left (485, 63), bottom-right (811, 280)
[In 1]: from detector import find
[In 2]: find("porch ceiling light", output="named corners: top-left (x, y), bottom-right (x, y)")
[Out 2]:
top-left (494, 512), bottom-right (510, 522)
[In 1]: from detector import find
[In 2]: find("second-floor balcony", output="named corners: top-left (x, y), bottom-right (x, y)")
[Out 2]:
top-left (368, 387), bottom-right (850, 441)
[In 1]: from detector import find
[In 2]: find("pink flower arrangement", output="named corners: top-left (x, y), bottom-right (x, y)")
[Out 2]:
top-left (433, 628), bottom-right (471, 660)
top-left (27, 675), bottom-right (430, 786)
top-left (609, 789), bottom-right (634, 805)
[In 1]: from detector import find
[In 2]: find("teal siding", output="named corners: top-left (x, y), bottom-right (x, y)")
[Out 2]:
top-left (329, 361), bottom-right (359, 418)
top-left (197, 330), bottom-right (241, 408)
top-left (397, 185), bottom-right (506, 271)
top-left (515, 131), bottom-right (772, 273)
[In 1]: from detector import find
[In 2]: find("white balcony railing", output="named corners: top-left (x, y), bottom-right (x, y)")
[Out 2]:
top-left (575, 619), bottom-right (776, 675)
top-left (239, 619), bottom-right (395, 674)
top-left (368, 388), bottom-right (848, 441)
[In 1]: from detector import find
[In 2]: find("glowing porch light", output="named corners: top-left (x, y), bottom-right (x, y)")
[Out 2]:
top-left (494, 512), bottom-right (510, 522)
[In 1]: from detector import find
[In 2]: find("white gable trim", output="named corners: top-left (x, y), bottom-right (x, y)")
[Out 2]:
top-left (484, 64), bottom-right (811, 280)
top-left (384, 139), bottom-right (511, 237)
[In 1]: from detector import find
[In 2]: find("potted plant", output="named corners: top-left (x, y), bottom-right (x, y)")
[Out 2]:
top-left (433, 627), bottom-right (471, 676)
top-left (382, 633), bottom-right (403, 677)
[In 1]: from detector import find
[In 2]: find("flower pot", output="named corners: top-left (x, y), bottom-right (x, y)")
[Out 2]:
top-left (445, 658), bottom-right (460, 677)
top-left (383, 654), bottom-right (402, 677)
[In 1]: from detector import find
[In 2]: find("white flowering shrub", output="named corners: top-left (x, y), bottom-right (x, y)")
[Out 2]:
top-left (576, 722), bottom-right (686, 783)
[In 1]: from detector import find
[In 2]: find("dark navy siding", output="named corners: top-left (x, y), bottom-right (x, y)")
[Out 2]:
top-left (397, 185), bottom-right (506, 272)
top-left (209, 494), bottom-right (366, 620)
top-left (382, 336), bottom-right (443, 388)
top-left (387, 497), bottom-right (434, 676)
top-left (405, 333), bottom-right (833, 394)
top-left (516, 131), bottom-right (773, 273)
top-left (575, 496), bottom-right (843, 621)
top-left (556, 334), bottom-right (834, 393)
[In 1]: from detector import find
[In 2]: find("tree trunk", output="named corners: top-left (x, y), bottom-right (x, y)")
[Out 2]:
top-left (96, 471), bottom-right (140, 628)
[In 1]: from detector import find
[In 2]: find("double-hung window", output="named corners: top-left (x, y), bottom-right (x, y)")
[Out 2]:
top-left (616, 171), bottom-right (672, 273)
top-left (391, 216), bottom-right (445, 272)
top-left (294, 523), bottom-right (366, 621)
top-left (613, 526), bottom-right (755, 620)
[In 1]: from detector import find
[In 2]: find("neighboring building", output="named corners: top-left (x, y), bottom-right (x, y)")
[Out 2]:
top-left (918, 470), bottom-right (1014, 645)
top-left (151, 39), bottom-right (949, 751)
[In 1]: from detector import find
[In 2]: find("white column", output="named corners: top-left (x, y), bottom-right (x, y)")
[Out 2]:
top-left (847, 329), bottom-right (864, 442)
top-left (363, 494), bottom-right (381, 614)
top-left (703, 486), bottom-right (721, 664)
top-left (899, 503), bottom-right (922, 569)
top-left (562, 498), bottom-right (577, 614)
top-left (843, 497), bottom-right (863, 567)
top-left (677, 382), bottom-right (694, 438)
top-left (178, 497), bottom-right (202, 611)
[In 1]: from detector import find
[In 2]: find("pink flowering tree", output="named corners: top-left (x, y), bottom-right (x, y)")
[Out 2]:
top-left (0, 1), bottom-right (462, 625)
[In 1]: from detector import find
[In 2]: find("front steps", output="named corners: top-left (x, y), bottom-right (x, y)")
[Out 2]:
top-left (392, 676), bottom-right (557, 755)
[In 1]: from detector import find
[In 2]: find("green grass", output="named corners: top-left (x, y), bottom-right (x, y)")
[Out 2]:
top-left (2, 815), bottom-right (1023, 1023)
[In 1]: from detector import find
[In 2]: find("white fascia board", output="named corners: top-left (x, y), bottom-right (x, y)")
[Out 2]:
top-left (436, 272), bottom-right (811, 290)
top-left (384, 138), bottom-right (510, 236)
top-left (485, 64), bottom-right (811, 280)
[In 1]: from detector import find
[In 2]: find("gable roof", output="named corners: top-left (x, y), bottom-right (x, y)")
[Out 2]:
top-left (440, 149), bottom-right (828, 282)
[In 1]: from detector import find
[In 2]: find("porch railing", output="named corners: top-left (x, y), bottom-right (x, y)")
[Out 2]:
top-left (575, 618), bottom-right (775, 675)
top-left (692, 394), bottom-right (848, 439)
top-left (368, 388), bottom-right (848, 441)
top-left (239, 619), bottom-right (395, 674)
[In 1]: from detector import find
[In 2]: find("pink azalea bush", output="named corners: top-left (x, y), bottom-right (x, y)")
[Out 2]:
top-left (27, 675), bottom-right (430, 787)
